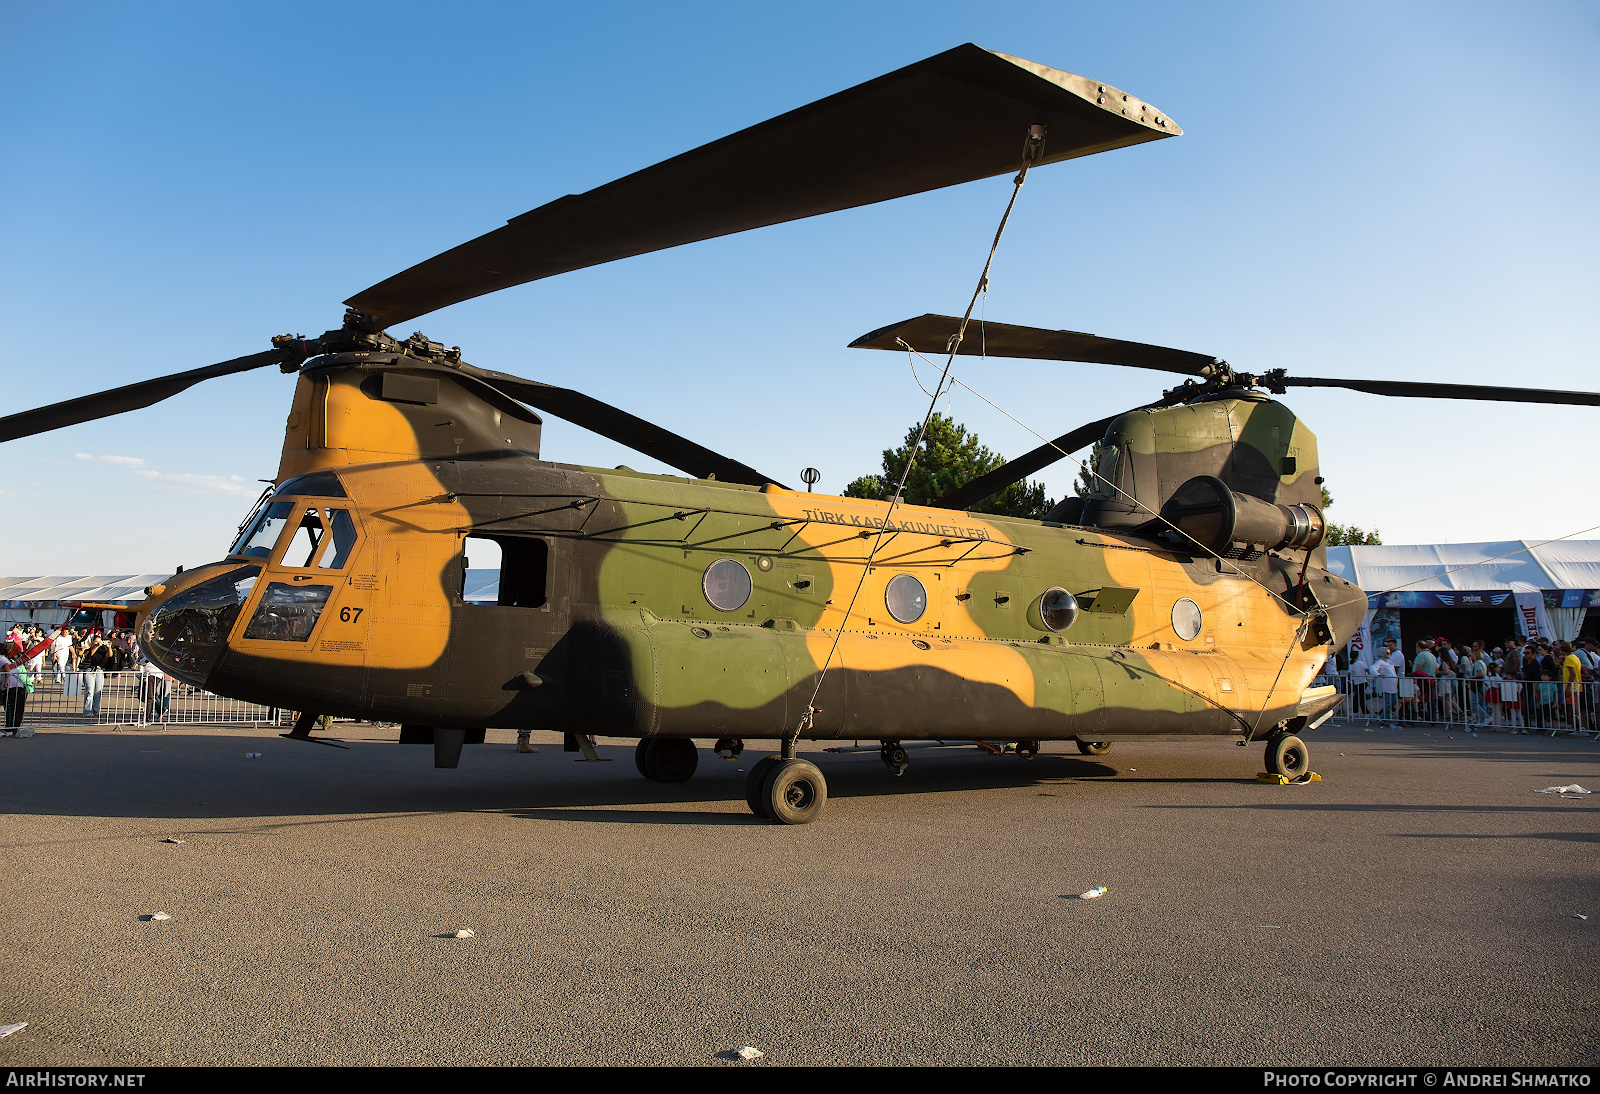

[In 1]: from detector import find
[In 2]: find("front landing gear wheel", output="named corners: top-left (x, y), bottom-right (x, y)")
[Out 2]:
top-left (761, 758), bottom-right (827, 825)
top-left (745, 756), bottom-right (783, 818)
top-left (1265, 734), bottom-right (1309, 778)
top-left (635, 738), bottom-right (699, 783)
top-left (1077, 739), bottom-right (1113, 756)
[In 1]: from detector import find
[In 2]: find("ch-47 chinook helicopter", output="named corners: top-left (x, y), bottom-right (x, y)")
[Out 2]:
top-left (6, 44), bottom-right (1597, 824)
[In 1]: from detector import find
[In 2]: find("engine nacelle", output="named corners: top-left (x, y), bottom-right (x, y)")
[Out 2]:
top-left (1160, 475), bottom-right (1324, 555)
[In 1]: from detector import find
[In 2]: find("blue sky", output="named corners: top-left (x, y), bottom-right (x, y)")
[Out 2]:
top-left (2, 1), bottom-right (1596, 574)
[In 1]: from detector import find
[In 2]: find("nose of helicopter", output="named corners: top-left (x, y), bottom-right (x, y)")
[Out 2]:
top-left (1321, 573), bottom-right (1368, 653)
top-left (138, 562), bottom-right (261, 688)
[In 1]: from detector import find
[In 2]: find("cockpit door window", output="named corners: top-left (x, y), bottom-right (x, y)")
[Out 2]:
top-left (284, 507), bottom-right (327, 568)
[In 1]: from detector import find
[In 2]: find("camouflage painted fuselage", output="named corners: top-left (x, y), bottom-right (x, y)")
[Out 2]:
top-left (140, 356), bottom-right (1364, 742)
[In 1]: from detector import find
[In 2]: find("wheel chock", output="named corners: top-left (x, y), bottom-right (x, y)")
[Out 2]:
top-left (1256, 771), bottom-right (1322, 785)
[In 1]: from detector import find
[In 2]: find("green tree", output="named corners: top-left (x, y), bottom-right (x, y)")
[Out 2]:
top-left (1319, 484), bottom-right (1383, 545)
top-left (843, 414), bottom-right (1055, 519)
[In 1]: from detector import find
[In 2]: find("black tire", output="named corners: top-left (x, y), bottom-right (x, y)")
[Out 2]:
top-left (637, 737), bottom-right (698, 783)
top-left (1076, 739), bottom-right (1113, 756)
top-left (762, 758), bottom-right (827, 825)
top-left (745, 756), bottom-right (783, 818)
top-left (1266, 734), bottom-right (1309, 778)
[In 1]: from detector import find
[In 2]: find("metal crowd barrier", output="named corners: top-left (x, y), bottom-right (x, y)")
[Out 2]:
top-left (1315, 670), bottom-right (1599, 736)
top-left (12, 670), bottom-right (296, 730)
top-left (10, 666), bottom-right (1594, 737)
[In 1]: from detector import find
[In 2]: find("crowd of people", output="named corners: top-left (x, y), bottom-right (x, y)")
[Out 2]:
top-left (7, 618), bottom-right (1597, 739)
top-left (1, 621), bottom-right (159, 732)
top-left (1338, 633), bottom-right (1600, 736)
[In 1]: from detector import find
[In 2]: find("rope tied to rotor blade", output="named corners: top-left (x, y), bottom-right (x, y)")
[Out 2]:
top-left (791, 124), bottom-right (1047, 745)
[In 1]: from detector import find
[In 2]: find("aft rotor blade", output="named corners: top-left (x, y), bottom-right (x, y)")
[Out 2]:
top-left (850, 314), bottom-right (1220, 375)
top-left (1280, 376), bottom-right (1600, 406)
top-left (934, 396), bottom-right (1178, 512)
top-left (460, 364), bottom-right (784, 488)
top-left (345, 44), bottom-right (1179, 327)
top-left (0, 350), bottom-right (289, 443)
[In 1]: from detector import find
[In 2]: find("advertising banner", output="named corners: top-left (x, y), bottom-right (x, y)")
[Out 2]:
top-left (1368, 607), bottom-right (1403, 652)
top-left (1346, 609), bottom-right (1376, 666)
top-left (1511, 583), bottom-right (1552, 640)
top-left (1362, 589), bottom-right (1600, 610)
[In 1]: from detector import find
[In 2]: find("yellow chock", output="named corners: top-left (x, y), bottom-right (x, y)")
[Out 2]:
top-left (1257, 771), bottom-right (1323, 785)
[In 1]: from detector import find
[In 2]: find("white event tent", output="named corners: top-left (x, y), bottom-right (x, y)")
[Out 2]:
top-left (1324, 540), bottom-right (1600, 642)
top-left (0, 575), bottom-right (168, 628)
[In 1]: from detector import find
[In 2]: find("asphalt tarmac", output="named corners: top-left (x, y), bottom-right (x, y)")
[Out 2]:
top-left (2, 721), bottom-right (1596, 1067)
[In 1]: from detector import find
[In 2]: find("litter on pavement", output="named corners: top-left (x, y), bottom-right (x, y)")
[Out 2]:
top-left (454, 928), bottom-right (475, 939)
top-left (1535, 785), bottom-right (1590, 795)
top-left (736, 1046), bottom-right (764, 1061)
top-left (0, 1023), bottom-right (26, 1039)
top-left (146, 912), bottom-right (172, 921)
top-left (160, 837), bottom-right (186, 844)
top-left (244, 752), bottom-right (263, 759)
top-left (1078, 886), bottom-right (1108, 900)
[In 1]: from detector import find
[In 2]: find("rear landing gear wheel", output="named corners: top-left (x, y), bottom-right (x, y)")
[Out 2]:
top-left (1265, 734), bottom-right (1309, 778)
top-left (635, 737), bottom-right (699, 783)
top-left (745, 756), bottom-right (783, 818)
top-left (761, 758), bottom-right (827, 825)
top-left (1077, 739), bottom-right (1112, 756)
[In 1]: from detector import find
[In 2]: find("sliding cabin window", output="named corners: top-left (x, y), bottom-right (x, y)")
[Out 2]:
top-left (463, 535), bottom-right (548, 609)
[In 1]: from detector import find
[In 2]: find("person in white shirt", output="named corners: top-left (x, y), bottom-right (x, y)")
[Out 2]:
top-left (1498, 660), bottom-right (1524, 729)
top-left (137, 654), bottom-right (169, 721)
top-left (50, 629), bottom-right (72, 685)
top-left (1383, 637), bottom-right (1405, 676)
top-left (1372, 657), bottom-right (1399, 727)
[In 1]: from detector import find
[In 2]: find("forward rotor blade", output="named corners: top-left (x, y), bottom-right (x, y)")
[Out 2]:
top-left (934, 395), bottom-right (1178, 512)
top-left (459, 364), bottom-right (784, 488)
top-left (0, 350), bottom-right (289, 443)
top-left (1280, 376), bottom-right (1600, 406)
top-left (850, 314), bottom-right (1220, 375)
top-left (345, 44), bottom-right (1179, 327)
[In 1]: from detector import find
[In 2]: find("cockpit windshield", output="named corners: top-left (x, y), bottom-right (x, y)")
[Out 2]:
top-left (1084, 443), bottom-right (1122, 501)
top-left (232, 501), bottom-right (293, 559)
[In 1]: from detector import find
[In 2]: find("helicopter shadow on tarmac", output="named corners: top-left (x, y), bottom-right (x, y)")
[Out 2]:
top-left (497, 751), bottom-right (1123, 825)
top-left (0, 735), bottom-right (1119, 826)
